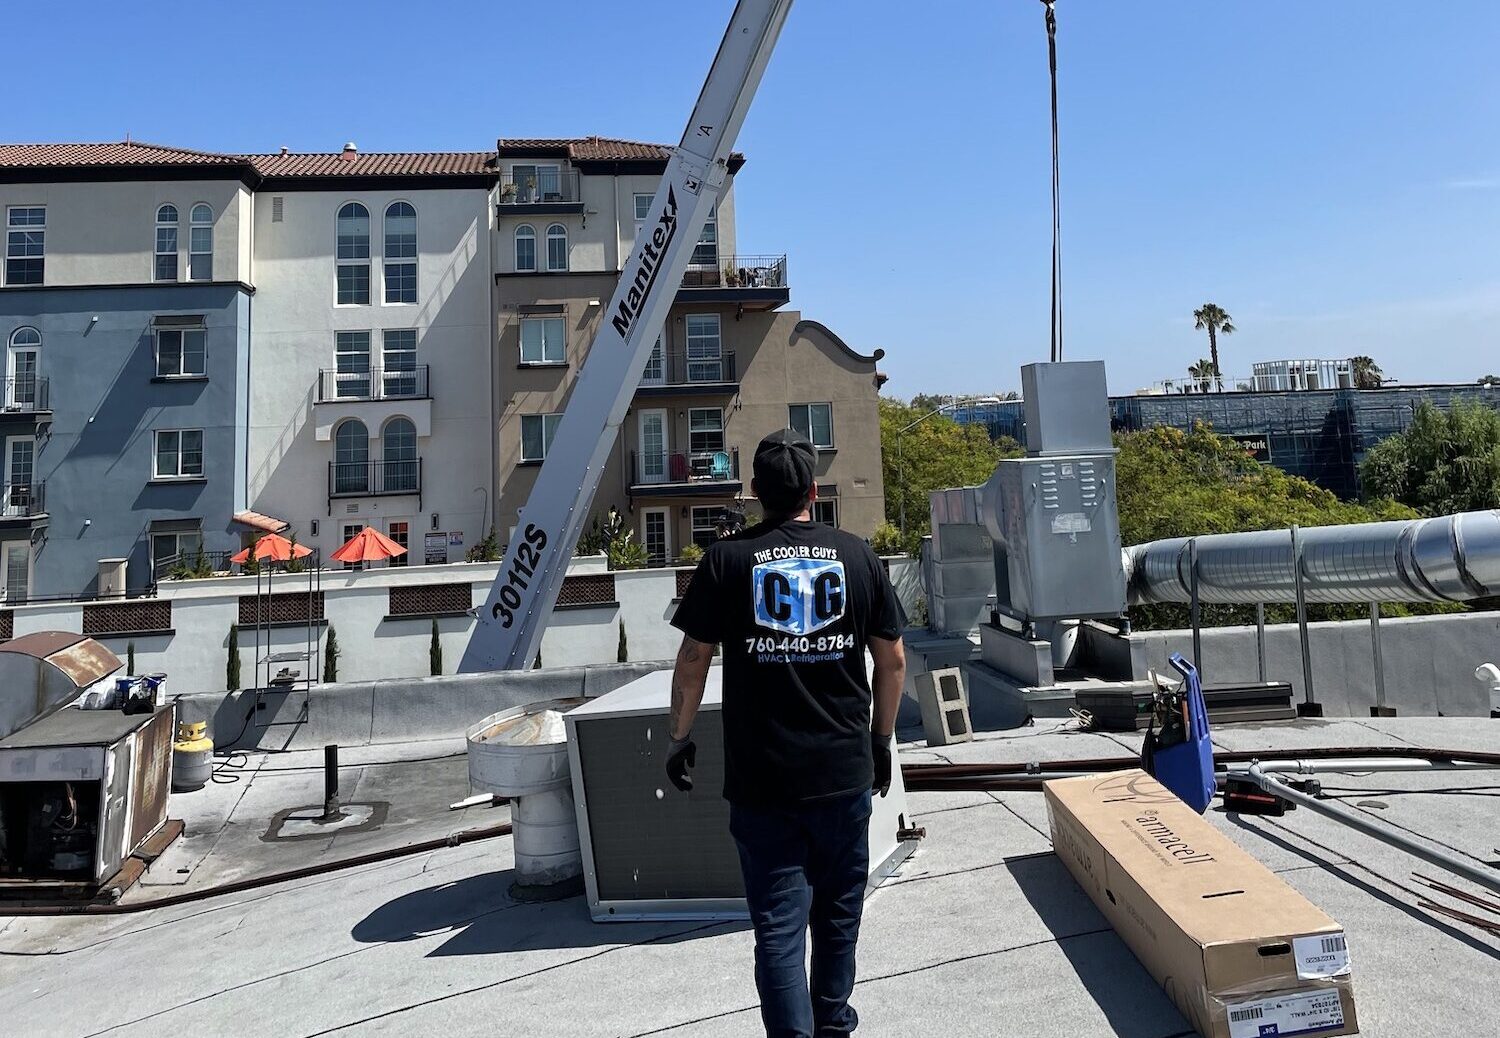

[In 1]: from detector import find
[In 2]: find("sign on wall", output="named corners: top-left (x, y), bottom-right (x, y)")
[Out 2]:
top-left (424, 532), bottom-right (448, 565)
top-left (1230, 434), bottom-right (1271, 463)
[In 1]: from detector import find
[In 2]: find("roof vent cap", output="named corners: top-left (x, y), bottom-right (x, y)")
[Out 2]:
top-left (340, 142), bottom-right (357, 161)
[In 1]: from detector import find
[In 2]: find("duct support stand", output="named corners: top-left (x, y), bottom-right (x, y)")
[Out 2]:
top-left (1369, 601), bottom-right (1397, 717)
top-left (1290, 524), bottom-right (1319, 714)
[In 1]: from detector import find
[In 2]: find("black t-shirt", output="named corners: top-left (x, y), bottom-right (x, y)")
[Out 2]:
top-left (671, 518), bottom-right (903, 806)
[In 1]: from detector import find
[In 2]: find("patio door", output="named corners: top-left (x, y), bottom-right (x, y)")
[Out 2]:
top-left (642, 508), bottom-right (670, 566)
top-left (2, 542), bottom-right (29, 603)
top-left (638, 408), bottom-right (668, 484)
top-left (4, 436), bottom-right (33, 517)
top-left (7, 339), bottom-right (38, 410)
top-left (639, 335), bottom-right (664, 386)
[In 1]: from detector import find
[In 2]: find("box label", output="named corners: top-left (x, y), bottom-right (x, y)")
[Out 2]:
top-left (1051, 512), bottom-right (1091, 535)
top-left (1226, 989), bottom-right (1345, 1038)
top-left (1292, 933), bottom-right (1350, 979)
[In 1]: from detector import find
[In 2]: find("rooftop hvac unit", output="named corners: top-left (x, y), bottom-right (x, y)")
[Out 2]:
top-left (565, 668), bottom-right (917, 922)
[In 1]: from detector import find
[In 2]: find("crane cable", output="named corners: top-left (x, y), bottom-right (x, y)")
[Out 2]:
top-left (1042, 0), bottom-right (1063, 363)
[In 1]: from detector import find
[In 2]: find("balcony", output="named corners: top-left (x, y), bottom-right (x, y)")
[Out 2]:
top-left (676, 255), bottom-right (790, 312)
top-left (317, 366), bottom-right (429, 403)
top-left (328, 459), bottom-right (422, 503)
top-left (628, 448), bottom-right (741, 498)
top-left (0, 481), bottom-right (45, 523)
top-left (637, 350), bottom-right (738, 397)
top-left (497, 171), bottom-right (584, 214)
top-left (0, 376), bottom-right (50, 415)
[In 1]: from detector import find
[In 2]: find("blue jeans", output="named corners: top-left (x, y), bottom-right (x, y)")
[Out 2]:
top-left (729, 789), bottom-right (873, 1038)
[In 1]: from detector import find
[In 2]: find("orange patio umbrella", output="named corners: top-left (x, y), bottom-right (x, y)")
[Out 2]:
top-left (331, 526), bottom-right (407, 564)
top-left (231, 533), bottom-right (313, 565)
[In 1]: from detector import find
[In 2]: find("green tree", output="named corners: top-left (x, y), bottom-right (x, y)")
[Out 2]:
top-left (226, 627), bottom-right (240, 691)
top-left (1479, 374), bottom-right (1500, 387)
top-left (465, 527), bottom-right (501, 563)
top-left (606, 530), bottom-right (649, 570)
top-left (880, 397), bottom-right (1020, 555)
top-left (429, 619), bottom-right (443, 675)
top-left (1360, 401), bottom-right (1500, 515)
top-left (908, 393), bottom-right (954, 412)
top-left (1187, 359), bottom-right (1216, 393)
top-left (323, 624), bottom-right (339, 683)
top-left (1350, 356), bottom-right (1384, 390)
top-left (1192, 303), bottom-right (1235, 389)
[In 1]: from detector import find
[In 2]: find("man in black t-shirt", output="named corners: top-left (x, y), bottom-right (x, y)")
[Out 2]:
top-left (668, 429), bottom-right (906, 1038)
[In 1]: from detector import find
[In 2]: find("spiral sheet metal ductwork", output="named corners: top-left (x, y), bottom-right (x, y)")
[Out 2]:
top-left (1124, 510), bottom-right (1500, 606)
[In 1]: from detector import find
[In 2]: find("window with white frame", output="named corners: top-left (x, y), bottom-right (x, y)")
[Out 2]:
top-left (383, 202), bottom-right (417, 303)
top-left (789, 402), bottom-right (834, 449)
top-left (189, 204), bottom-right (213, 280)
top-left (154, 429), bottom-right (204, 478)
top-left (8, 327), bottom-right (41, 409)
top-left (335, 331), bottom-right (372, 398)
top-left (811, 499), bottom-right (838, 527)
top-left (336, 202), bottom-right (371, 304)
top-left (545, 223), bottom-right (567, 272)
top-left (685, 313), bottom-right (722, 381)
top-left (514, 224), bottom-right (536, 272)
top-left (387, 520), bottom-right (409, 567)
top-left (382, 329), bottom-right (418, 396)
top-left (690, 505), bottom-right (721, 548)
top-left (334, 420), bottom-right (369, 493)
top-left (688, 408), bottom-right (724, 454)
top-left (6, 207), bottom-right (45, 286)
top-left (519, 316), bottom-right (565, 364)
top-left (156, 326), bottom-right (206, 377)
top-left (691, 205), bottom-right (717, 267)
top-left (520, 413), bottom-right (563, 462)
top-left (154, 205), bottom-right (178, 281)
top-left (633, 193), bottom-right (654, 222)
top-left (381, 417), bottom-right (418, 492)
top-left (151, 529), bottom-right (203, 572)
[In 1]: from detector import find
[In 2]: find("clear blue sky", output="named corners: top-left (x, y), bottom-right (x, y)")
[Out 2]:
top-left (13, 1), bottom-right (1500, 395)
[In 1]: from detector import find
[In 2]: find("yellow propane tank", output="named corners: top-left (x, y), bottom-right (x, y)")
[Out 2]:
top-left (172, 720), bottom-right (214, 792)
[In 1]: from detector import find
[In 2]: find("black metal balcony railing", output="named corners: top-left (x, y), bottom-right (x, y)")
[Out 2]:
top-left (639, 350), bottom-right (737, 387)
top-left (0, 376), bottom-right (50, 413)
top-left (680, 255), bottom-right (788, 290)
top-left (498, 170), bottom-right (582, 205)
top-left (631, 448), bottom-right (739, 487)
top-left (329, 459), bottom-right (422, 497)
top-left (317, 366), bottom-right (429, 403)
top-left (0, 481), bottom-right (44, 519)
top-left (152, 549), bottom-right (238, 582)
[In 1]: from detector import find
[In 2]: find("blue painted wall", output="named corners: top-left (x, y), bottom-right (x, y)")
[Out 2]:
top-left (0, 284), bottom-right (248, 596)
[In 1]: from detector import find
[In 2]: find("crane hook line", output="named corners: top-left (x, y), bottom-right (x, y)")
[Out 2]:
top-left (1043, 0), bottom-right (1063, 363)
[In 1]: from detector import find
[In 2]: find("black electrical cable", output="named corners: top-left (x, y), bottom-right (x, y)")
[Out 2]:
top-left (1042, 0), bottom-right (1064, 362)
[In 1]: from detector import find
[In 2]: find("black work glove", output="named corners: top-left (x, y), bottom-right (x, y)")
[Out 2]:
top-left (665, 734), bottom-right (696, 793)
top-left (872, 732), bottom-right (893, 798)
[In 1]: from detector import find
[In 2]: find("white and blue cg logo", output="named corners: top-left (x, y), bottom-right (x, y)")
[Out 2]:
top-left (752, 558), bottom-right (846, 635)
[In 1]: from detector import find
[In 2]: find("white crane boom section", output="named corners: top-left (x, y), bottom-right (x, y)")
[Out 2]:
top-left (461, 0), bottom-right (796, 673)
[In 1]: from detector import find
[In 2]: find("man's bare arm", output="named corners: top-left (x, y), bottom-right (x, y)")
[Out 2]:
top-left (868, 634), bottom-right (907, 737)
top-left (670, 634), bottom-right (715, 740)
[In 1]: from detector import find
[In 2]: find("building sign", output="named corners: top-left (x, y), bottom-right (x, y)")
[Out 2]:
top-left (448, 532), bottom-right (464, 547)
top-left (1230, 434), bottom-right (1271, 462)
top-left (424, 532), bottom-right (448, 565)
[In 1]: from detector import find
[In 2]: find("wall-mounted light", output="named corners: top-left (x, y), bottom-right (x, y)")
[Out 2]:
top-left (431, 512), bottom-right (440, 530)
top-left (586, 299), bottom-right (601, 308)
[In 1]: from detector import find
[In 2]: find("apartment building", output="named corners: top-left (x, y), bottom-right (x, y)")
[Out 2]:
top-left (244, 146), bottom-right (496, 567)
top-left (0, 142), bottom-right (255, 600)
top-left (492, 137), bottom-right (886, 562)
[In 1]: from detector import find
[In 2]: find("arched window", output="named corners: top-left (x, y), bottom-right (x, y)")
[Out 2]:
top-left (383, 202), bottom-right (417, 303)
top-left (336, 203), bottom-right (371, 305)
top-left (155, 205), bottom-right (178, 281)
top-left (381, 417), bottom-right (417, 492)
top-left (189, 204), bottom-right (213, 281)
top-left (333, 419), bottom-right (369, 493)
top-left (7, 327), bottom-right (41, 411)
top-left (545, 223), bottom-right (568, 272)
top-left (514, 224), bottom-right (536, 272)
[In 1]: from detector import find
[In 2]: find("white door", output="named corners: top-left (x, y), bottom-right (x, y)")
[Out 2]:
top-left (3, 542), bottom-right (29, 603)
top-left (638, 409), bottom-right (668, 484)
top-left (8, 345), bottom-right (38, 409)
top-left (4, 436), bottom-right (33, 517)
top-left (639, 335), bottom-right (665, 386)
top-left (642, 508), bottom-right (670, 566)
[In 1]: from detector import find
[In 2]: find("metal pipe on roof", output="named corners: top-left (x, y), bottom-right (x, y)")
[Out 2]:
top-left (1124, 509), bottom-right (1500, 606)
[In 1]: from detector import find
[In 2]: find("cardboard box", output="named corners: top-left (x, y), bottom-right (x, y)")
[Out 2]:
top-left (1045, 770), bottom-right (1357, 1038)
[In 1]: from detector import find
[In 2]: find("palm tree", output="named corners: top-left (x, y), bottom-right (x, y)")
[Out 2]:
top-left (1192, 303), bottom-right (1236, 390)
top-left (1350, 356), bottom-right (1384, 390)
top-left (1187, 358), bottom-right (1216, 393)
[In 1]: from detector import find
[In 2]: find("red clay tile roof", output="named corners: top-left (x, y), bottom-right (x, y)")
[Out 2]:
top-left (248, 151), bottom-right (496, 178)
top-left (497, 135), bottom-right (744, 167)
top-left (0, 141), bottom-right (244, 168)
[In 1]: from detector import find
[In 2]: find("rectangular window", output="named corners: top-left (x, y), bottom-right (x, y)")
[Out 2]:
top-left (519, 317), bottom-right (565, 365)
top-left (154, 429), bottom-right (204, 478)
top-left (688, 408), bottom-right (725, 454)
top-left (5, 207), bottom-right (45, 286)
top-left (156, 328), bottom-right (206, 377)
top-left (811, 499), bottom-right (838, 527)
top-left (633, 193), bottom-right (654, 222)
top-left (341, 522), bottom-right (364, 571)
top-left (520, 413), bottom-right (562, 462)
top-left (387, 520), bottom-right (409, 568)
top-left (685, 313), bottom-right (722, 381)
top-left (789, 403), bottom-right (835, 449)
top-left (512, 164), bottom-right (561, 202)
top-left (189, 225), bottom-right (213, 281)
top-left (382, 329), bottom-right (418, 397)
top-left (151, 530), bottom-right (203, 572)
top-left (155, 226), bottom-right (178, 281)
top-left (3, 542), bottom-right (30, 603)
top-left (383, 211), bottom-right (417, 305)
top-left (690, 505), bottom-right (721, 548)
top-left (335, 331), bottom-right (372, 398)
top-left (691, 205), bottom-right (717, 267)
top-left (337, 262), bottom-right (370, 305)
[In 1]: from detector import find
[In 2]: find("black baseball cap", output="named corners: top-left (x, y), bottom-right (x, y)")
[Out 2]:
top-left (753, 429), bottom-right (816, 514)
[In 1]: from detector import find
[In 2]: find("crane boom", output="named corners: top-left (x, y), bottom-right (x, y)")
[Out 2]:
top-left (460, 0), bottom-right (796, 673)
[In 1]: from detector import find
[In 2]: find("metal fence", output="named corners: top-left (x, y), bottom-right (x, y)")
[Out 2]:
top-left (317, 366), bottom-right (429, 402)
top-left (0, 481), bottom-right (44, 518)
top-left (630, 448), bottom-right (740, 486)
top-left (0, 376), bottom-right (49, 412)
top-left (329, 459), bottom-right (423, 497)
top-left (680, 254), bottom-right (788, 289)
top-left (498, 170), bottom-right (582, 204)
top-left (639, 350), bottom-right (737, 387)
